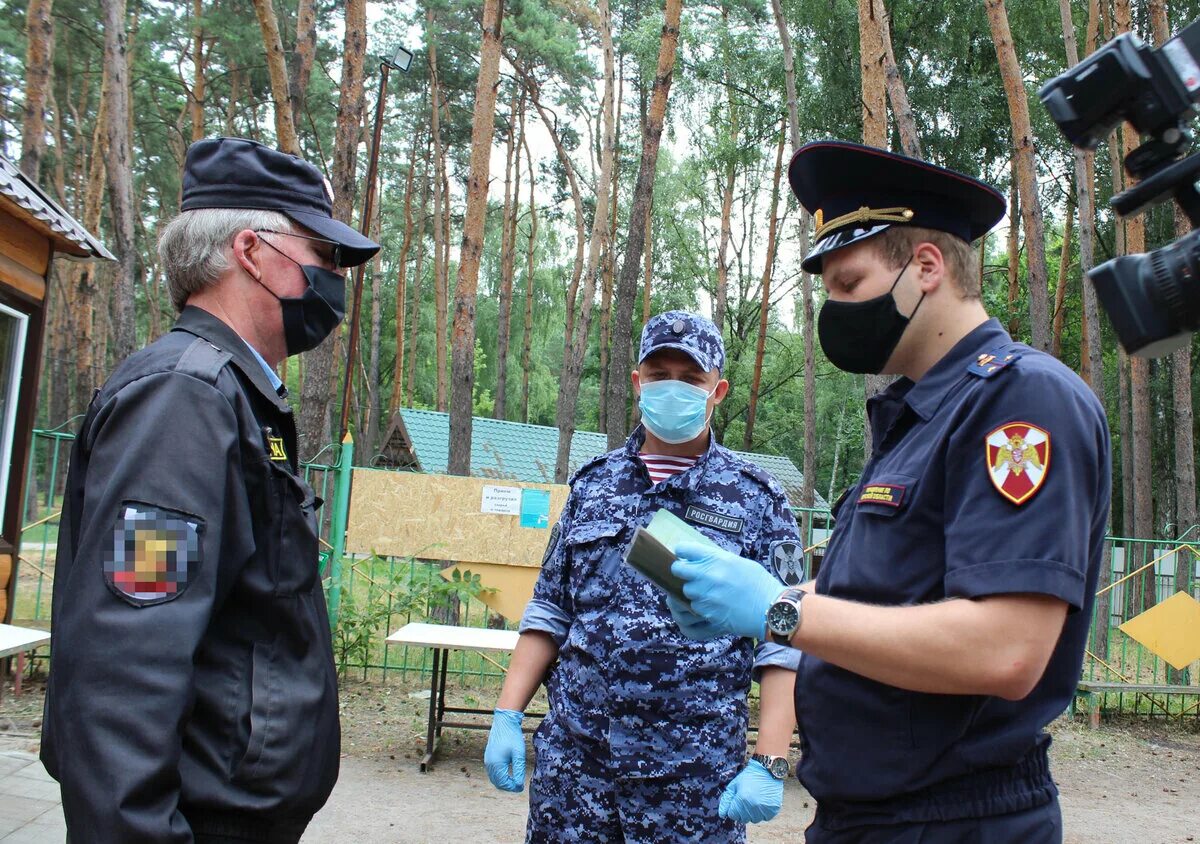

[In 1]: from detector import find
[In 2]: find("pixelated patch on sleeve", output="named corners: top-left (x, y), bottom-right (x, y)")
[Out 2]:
top-left (103, 503), bottom-right (203, 606)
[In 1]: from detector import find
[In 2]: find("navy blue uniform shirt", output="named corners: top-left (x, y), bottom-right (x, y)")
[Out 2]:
top-left (521, 427), bottom-right (801, 780)
top-left (796, 319), bottom-right (1111, 823)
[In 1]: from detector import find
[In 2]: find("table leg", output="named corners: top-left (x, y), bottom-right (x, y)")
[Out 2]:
top-left (14, 652), bottom-right (22, 696)
top-left (420, 647), bottom-right (443, 773)
top-left (435, 648), bottom-right (450, 739)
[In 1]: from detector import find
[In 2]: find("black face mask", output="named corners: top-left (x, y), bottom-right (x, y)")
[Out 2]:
top-left (257, 239), bottom-right (346, 356)
top-left (818, 256), bottom-right (922, 374)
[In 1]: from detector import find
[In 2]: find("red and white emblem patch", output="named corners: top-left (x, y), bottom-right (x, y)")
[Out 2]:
top-left (986, 422), bottom-right (1050, 506)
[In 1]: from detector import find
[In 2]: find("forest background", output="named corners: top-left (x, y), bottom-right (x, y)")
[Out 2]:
top-left (0, 0), bottom-right (1197, 614)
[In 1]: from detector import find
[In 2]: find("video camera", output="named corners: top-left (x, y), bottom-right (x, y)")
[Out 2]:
top-left (1040, 18), bottom-right (1200, 357)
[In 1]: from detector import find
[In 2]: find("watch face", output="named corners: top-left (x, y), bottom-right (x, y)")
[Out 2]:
top-left (766, 600), bottom-right (800, 636)
top-left (768, 756), bottom-right (791, 779)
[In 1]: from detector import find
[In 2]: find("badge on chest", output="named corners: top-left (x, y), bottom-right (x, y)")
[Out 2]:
top-left (683, 505), bottom-right (744, 534)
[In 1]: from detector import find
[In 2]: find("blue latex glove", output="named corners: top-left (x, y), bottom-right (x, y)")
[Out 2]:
top-left (666, 596), bottom-right (726, 640)
top-left (671, 541), bottom-right (785, 640)
top-left (484, 708), bottom-right (526, 792)
top-left (719, 759), bottom-right (785, 823)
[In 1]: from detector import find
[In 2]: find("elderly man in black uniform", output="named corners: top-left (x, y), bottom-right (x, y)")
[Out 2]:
top-left (668, 141), bottom-right (1111, 843)
top-left (42, 137), bottom-right (379, 843)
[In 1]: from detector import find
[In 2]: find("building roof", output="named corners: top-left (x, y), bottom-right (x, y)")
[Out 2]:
top-left (387, 408), bottom-right (828, 510)
top-left (0, 154), bottom-right (114, 261)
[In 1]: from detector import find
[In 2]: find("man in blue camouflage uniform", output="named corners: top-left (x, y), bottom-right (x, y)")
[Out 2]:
top-left (484, 311), bottom-right (803, 842)
top-left (668, 142), bottom-right (1111, 843)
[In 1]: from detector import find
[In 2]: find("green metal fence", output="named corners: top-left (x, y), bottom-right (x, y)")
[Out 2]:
top-left (14, 429), bottom-right (1200, 712)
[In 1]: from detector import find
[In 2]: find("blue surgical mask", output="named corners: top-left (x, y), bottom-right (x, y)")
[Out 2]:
top-left (638, 379), bottom-right (717, 444)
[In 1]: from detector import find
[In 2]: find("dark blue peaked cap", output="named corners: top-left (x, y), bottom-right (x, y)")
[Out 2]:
top-left (181, 137), bottom-right (380, 268)
top-left (788, 140), bottom-right (1005, 274)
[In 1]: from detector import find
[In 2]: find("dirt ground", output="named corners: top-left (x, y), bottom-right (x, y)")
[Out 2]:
top-left (3, 674), bottom-right (1197, 843)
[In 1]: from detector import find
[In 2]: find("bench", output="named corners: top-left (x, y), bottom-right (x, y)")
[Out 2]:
top-left (1075, 681), bottom-right (1199, 727)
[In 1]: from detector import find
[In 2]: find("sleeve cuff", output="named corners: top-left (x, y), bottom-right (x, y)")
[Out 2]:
top-left (518, 598), bottom-right (572, 646)
top-left (944, 558), bottom-right (1087, 611)
top-left (752, 641), bottom-right (801, 680)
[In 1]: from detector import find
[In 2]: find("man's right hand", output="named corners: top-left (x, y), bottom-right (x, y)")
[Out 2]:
top-left (484, 708), bottom-right (526, 792)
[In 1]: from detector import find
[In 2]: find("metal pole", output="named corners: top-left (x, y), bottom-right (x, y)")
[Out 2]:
top-left (327, 431), bottom-right (355, 630)
top-left (339, 60), bottom-right (391, 441)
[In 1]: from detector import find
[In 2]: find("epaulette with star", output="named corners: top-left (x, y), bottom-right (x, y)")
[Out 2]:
top-left (967, 348), bottom-right (1022, 378)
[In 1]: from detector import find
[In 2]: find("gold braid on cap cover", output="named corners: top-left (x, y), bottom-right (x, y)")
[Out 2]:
top-left (813, 206), bottom-right (915, 241)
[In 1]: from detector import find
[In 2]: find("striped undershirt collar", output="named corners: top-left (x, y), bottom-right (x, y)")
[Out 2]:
top-left (639, 452), bottom-right (699, 484)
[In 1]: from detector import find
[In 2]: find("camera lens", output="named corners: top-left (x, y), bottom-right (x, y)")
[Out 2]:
top-left (1149, 230), bottom-right (1200, 328)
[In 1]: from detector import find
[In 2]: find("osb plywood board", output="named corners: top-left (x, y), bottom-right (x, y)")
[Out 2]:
top-left (347, 469), bottom-right (568, 567)
top-left (441, 563), bottom-right (540, 622)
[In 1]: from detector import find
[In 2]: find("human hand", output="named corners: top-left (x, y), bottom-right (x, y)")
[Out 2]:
top-left (484, 708), bottom-right (526, 792)
top-left (666, 596), bottom-right (726, 640)
top-left (719, 759), bottom-right (784, 823)
top-left (670, 541), bottom-right (784, 640)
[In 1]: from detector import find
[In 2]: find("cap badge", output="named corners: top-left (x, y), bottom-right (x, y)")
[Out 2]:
top-left (814, 208), bottom-right (824, 230)
top-left (986, 422), bottom-right (1050, 506)
top-left (671, 319), bottom-right (686, 335)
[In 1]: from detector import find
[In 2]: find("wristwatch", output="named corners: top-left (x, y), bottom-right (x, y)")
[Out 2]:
top-left (766, 587), bottom-right (807, 645)
top-left (750, 753), bottom-right (791, 780)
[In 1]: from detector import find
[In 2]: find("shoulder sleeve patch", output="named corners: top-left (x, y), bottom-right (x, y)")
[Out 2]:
top-left (104, 502), bottom-right (203, 606)
top-left (769, 540), bottom-right (805, 586)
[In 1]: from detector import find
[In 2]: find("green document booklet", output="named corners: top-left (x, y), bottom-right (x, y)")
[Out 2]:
top-left (623, 509), bottom-right (719, 602)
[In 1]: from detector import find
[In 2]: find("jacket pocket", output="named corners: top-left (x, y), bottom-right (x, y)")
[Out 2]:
top-left (264, 460), bottom-right (321, 596)
top-left (232, 635), bottom-right (340, 810)
top-left (564, 520), bottom-right (627, 610)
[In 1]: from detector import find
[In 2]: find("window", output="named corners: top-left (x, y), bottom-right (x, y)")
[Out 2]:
top-left (0, 304), bottom-right (29, 535)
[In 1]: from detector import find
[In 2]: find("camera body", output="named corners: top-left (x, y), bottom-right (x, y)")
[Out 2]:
top-left (1039, 18), bottom-right (1200, 357)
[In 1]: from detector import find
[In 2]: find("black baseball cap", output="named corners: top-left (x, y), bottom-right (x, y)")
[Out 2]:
top-left (788, 140), bottom-right (1005, 274)
top-left (180, 137), bottom-right (380, 268)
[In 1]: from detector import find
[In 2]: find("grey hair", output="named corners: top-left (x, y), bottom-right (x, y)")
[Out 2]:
top-left (157, 208), bottom-right (295, 311)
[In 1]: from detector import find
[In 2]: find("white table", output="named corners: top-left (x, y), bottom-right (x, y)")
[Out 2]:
top-left (386, 622), bottom-right (529, 771)
top-left (0, 623), bottom-right (50, 696)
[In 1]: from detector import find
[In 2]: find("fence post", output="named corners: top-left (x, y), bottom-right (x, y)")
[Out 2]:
top-left (327, 432), bottom-right (355, 630)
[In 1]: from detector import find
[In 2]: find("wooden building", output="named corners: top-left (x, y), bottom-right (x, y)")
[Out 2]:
top-left (0, 154), bottom-right (112, 622)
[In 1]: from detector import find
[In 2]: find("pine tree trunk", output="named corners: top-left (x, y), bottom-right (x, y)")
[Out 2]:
top-left (251, 0), bottom-right (300, 154)
top-left (1051, 196), bottom-right (1073, 359)
top-left (406, 166), bottom-right (431, 407)
top-left (516, 65), bottom-right (585, 353)
top-left (298, 0), bottom-right (365, 459)
top-left (520, 127), bottom-right (537, 424)
top-left (873, 0), bottom-right (922, 158)
top-left (20, 0), bottom-right (54, 181)
top-left (1060, 0), bottom-right (1103, 399)
top-left (1006, 164), bottom-right (1020, 337)
top-left (449, 0), bottom-right (505, 477)
top-left (605, 0), bottom-right (683, 449)
top-left (289, 0), bottom-right (317, 133)
top-left (598, 55), bottom-right (623, 434)
top-left (1120, 0), bottom-right (1151, 610)
top-left (190, 0), bottom-right (206, 142)
top-left (428, 11), bottom-right (450, 413)
top-left (103, 0), bottom-right (137, 361)
top-left (714, 1), bottom-right (736, 334)
top-left (986, 0), bottom-right (1051, 352)
top-left (744, 125), bottom-right (786, 451)
top-left (1169, 340), bottom-right (1196, 683)
top-left (555, 0), bottom-right (616, 481)
top-left (495, 90), bottom-right (523, 421)
top-left (771, 0), bottom-right (817, 521)
top-left (390, 134), bottom-right (422, 416)
top-left (859, 0), bottom-right (891, 456)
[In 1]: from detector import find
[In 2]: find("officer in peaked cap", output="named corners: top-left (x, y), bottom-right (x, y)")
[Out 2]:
top-left (667, 142), bottom-right (1111, 842)
top-left (43, 138), bottom-right (378, 843)
top-left (484, 309), bottom-right (804, 841)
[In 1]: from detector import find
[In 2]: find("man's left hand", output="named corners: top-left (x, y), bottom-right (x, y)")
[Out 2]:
top-left (671, 541), bottom-right (784, 640)
top-left (719, 759), bottom-right (784, 824)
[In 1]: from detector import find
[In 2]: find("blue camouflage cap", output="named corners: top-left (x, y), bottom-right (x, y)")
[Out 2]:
top-left (639, 310), bottom-right (725, 373)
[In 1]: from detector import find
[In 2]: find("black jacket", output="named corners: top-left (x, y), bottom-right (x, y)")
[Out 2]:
top-left (42, 307), bottom-right (339, 843)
